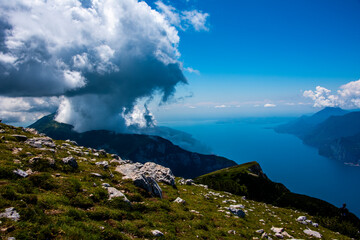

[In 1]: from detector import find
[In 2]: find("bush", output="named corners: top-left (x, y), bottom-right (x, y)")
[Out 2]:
top-left (0, 166), bottom-right (15, 179)
top-left (70, 195), bottom-right (94, 209)
top-left (29, 173), bottom-right (57, 190)
top-left (1, 185), bottom-right (18, 200)
top-left (67, 208), bottom-right (87, 220)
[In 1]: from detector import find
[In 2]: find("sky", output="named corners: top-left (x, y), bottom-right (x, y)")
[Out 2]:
top-left (0, 0), bottom-right (360, 127)
top-left (151, 0), bottom-right (360, 121)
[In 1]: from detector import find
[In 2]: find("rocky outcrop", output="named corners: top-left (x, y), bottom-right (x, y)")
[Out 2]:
top-left (115, 162), bottom-right (169, 198)
top-left (25, 137), bottom-right (56, 149)
top-left (62, 156), bottom-right (78, 168)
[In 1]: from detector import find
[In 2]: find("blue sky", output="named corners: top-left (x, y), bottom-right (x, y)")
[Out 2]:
top-left (147, 0), bottom-right (360, 120)
top-left (1, 0), bottom-right (360, 126)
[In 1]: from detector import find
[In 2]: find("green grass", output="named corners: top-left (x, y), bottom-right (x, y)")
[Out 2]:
top-left (0, 122), bottom-right (355, 239)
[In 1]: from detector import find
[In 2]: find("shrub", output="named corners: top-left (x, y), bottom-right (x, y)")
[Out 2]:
top-left (29, 173), bottom-right (57, 191)
top-left (70, 195), bottom-right (94, 209)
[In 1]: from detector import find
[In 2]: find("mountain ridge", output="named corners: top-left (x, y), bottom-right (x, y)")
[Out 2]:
top-left (28, 114), bottom-right (237, 178)
top-left (275, 107), bottom-right (360, 165)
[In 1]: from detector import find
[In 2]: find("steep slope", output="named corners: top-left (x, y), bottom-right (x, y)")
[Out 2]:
top-left (195, 162), bottom-right (360, 238)
top-left (275, 107), bottom-right (348, 137)
top-left (0, 122), bottom-right (355, 239)
top-left (29, 114), bottom-right (236, 178)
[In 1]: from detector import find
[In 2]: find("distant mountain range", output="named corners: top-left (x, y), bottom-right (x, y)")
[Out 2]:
top-left (29, 114), bottom-right (237, 178)
top-left (275, 107), bottom-right (360, 165)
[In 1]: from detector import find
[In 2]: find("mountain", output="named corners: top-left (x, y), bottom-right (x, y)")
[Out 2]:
top-left (303, 111), bottom-right (360, 147)
top-left (195, 162), bottom-right (360, 238)
top-left (275, 107), bottom-right (348, 137)
top-left (275, 107), bottom-right (360, 165)
top-left (28, 114), bottom-right (236, 178)
top-left (0, 122), bottom-right (357, 239)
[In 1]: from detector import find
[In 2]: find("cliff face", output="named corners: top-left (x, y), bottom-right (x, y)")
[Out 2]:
top-left (28, 114), bottom-right (237, 178)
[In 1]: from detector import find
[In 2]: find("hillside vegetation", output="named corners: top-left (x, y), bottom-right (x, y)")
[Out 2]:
top-left (0, 122), bottom-right (357, 239)
top-left (195, 163), bottom-right (360, 238)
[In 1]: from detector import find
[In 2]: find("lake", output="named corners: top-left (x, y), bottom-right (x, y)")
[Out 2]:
top-left (162, 118), bottom-right (360, 217)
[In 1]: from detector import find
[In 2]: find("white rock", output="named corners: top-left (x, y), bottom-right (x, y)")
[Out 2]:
top-left (95, 161), bottom-right (109, 168)
top-left (312, 222), bottom-right (319, 228)
top-left (274, 232), bottom-right (283, 239)
top-left (255, 229), bottom-right (264, 234)
top-left (173, 197), bottom-right (186, 204)
top-left (106, 187), bottom-right (130, 203)
top-left (62, 156), bottom-right (78, 168)
top-left (303, 229), bottom-right (322, 238)
top-left (229, 204), bottom-right (245, 209)
top-left (228, 206), bottom-right (245, 217)
top-left (296, 216), bottom-right (307, 222)
top-left (271, 227), bottom-right (284, 234)
top-left (115, 162), bottom-right (175, 198)
top-left (0, 207), bottom-right (20, 221)
top-left (13, 169), bottom-right (28, 178)
top-left (151, 230), bottom-right (164, 237)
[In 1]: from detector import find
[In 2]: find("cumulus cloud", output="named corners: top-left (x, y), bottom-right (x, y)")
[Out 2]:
top-left (155, 1), bottom-right (209, 31)
top-left (264, 103), bottom-right (276, 108)
top-left (0, 0), bottom-right (200, 131)
top-left (0, 96), bottom-right (60, 123)
top-left (303, 79), bottom-right (360, 109)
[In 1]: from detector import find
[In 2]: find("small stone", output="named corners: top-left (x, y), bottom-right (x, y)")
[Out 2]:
top-left (102, 183), bottom-right (110, 187)
top-left (95, 161), bottom-right (109, 168)
top-left (13, 169), bottom-right (28, 178)
top-left (106, 187), bottom-right (130, 203)
top-left (312, 222), bottom-right (319, 228)
top-left (173, 197), bottom-right (186, 204)
top-left (90, 173), bottom-right (102, 177)
top-left (151, 230), bottom-right (164, 237)
top-left (256, 229), bottom-right (264, 234)
top-left (228, 230), bottom-right (236, 234)
top-left (296, 216), bottom-right (307, 222)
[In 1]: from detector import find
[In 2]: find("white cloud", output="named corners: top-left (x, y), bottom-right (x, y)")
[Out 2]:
top-left (264, 103), bottom-right (276, 108)
top-left (182, 10), bottom-right (209, 31)
top-left (184, 67), bottom-right (200, 75)
top-left (0, 0), bottom-right (209, 129)
top-left (215, 104), bottom-right (227, 108)
top-left (0, 96), bottom-right (60, 123)
top-left (303, 79), bottom-right (360, 109)
top-left (155, 1), bottom-right (209, 32)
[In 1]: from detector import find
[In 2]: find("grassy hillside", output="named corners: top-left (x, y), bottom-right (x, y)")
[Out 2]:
top-left (0, 122), bottom-right (354, 239)
top-left (195, 162), bottom-right (360, 238)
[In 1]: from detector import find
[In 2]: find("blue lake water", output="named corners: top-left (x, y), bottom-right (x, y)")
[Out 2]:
top-left (162, 118), bottom-right (360, 217)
